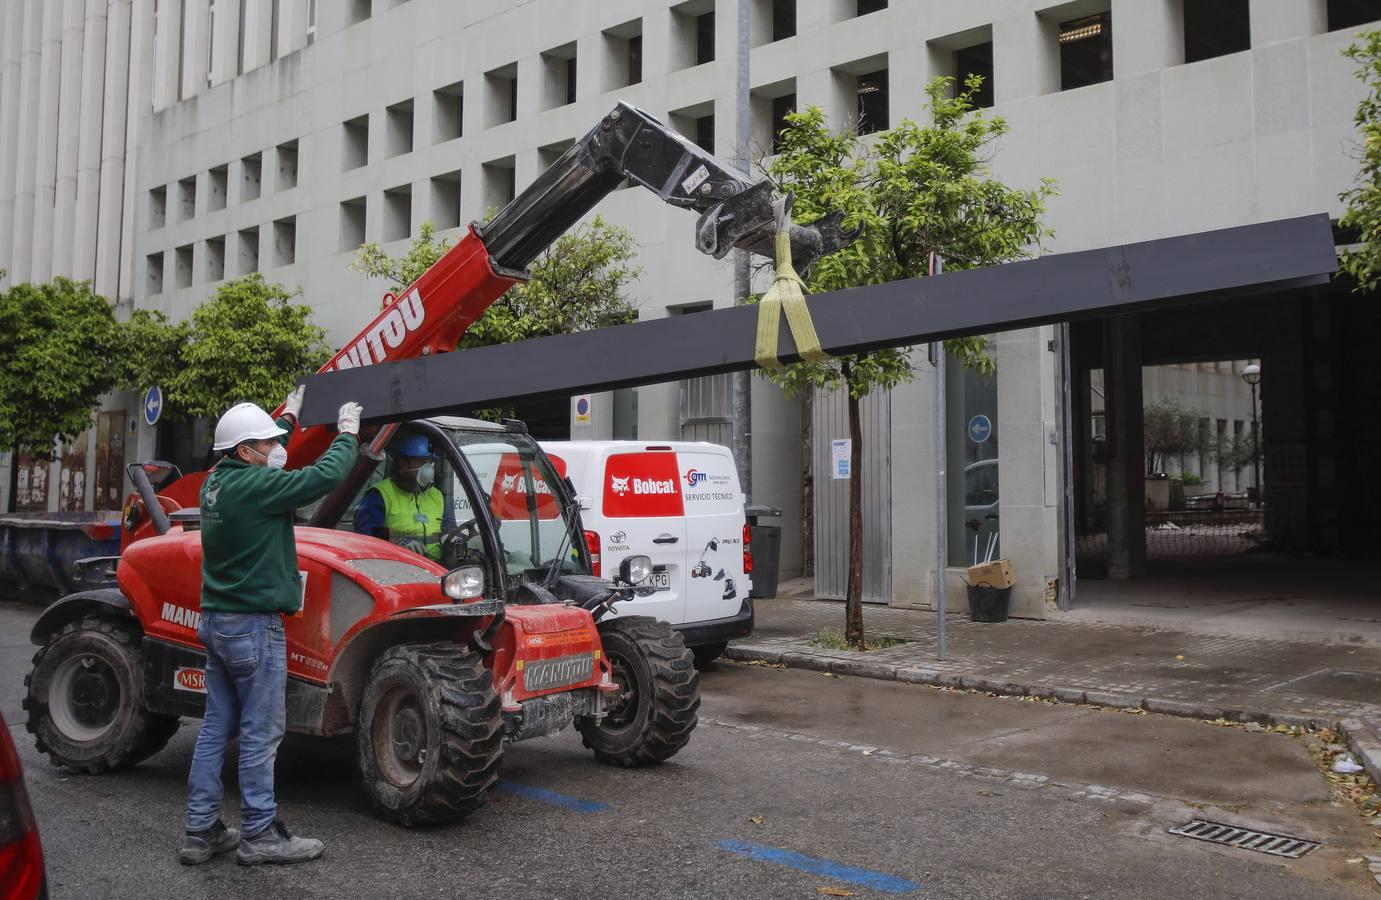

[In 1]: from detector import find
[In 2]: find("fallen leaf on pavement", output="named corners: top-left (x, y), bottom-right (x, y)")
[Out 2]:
top-left (750, 816), bottom-right (765, 825)
top-left (818, 888), bottom-right (856, 897)
top-left (1347, 857), bottom-right (1365, 864)
top-left (1122, 707), bottom-right (1146, 715)
top-left (1175, 655), bottom-right (1185, 661)
top-left (821, 672), bottom-right (844, 679)
top-left (978, 790), bottom-right (1002, 797)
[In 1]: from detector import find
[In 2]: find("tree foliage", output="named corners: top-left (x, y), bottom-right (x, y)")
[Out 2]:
top-left (1341, 31), bottom-right (1381, 292)
top-left (761, 77), bottom-right (1057, 401)
top-left (351, 217), bottom-right (642, 348)
top-left (165, 274), bottom-right (332, 420)
top-left (0, 278), bottom-right (124, 455)
top-left (1142, 400), bottom-right (1204, 475)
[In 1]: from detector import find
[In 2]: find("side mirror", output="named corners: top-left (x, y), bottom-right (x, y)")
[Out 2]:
top-left (617, 555), bottom-right (653, 587)
top-left (441, 565), bottom-right (485, 601)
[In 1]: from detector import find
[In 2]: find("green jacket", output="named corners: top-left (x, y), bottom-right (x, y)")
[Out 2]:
top-left (200, 417), bottom-right (358, 614)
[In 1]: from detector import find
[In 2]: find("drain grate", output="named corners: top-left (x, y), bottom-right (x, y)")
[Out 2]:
top-left (1168, 820), bottom-right (1320, 859)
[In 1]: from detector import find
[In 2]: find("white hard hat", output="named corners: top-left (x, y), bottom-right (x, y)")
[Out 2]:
top-left (213, 402), bottom-right (287, 451)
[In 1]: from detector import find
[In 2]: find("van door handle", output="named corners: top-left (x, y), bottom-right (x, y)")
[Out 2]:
top-left (653, 534), bottom-right (679, 544)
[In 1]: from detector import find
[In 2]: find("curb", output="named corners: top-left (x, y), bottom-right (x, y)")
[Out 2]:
top-left (725, 642), bottom-right (1381, 781)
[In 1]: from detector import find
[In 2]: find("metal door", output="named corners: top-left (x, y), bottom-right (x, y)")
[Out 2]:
top-left (812, 387), bottom-right (891, 602)
top-left (95, 411), bottom-right (127, 510)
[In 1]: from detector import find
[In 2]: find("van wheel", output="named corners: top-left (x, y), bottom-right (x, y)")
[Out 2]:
top-left (691, 642), bottom-right (728, 669)
top-left (357, 643), bottom-right (504, 827)
top-left (24, 616), bottom-right (179, 774)
top-left (577, 617), bottom-right (699, 767)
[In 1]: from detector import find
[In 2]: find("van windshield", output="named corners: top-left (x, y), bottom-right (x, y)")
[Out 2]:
top-left (446, 427), bottom-right (586, 580)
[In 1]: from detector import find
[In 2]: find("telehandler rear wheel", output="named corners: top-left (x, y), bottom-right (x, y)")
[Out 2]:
top-left (24, 616), bottom-right (180, 773)
top-left (356, 643), bottom-right (504, 827)
top-left (577, 616), bottom-right (699, 767)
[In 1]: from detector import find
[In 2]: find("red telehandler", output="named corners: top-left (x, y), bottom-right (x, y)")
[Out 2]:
top-left (21, 103), bottom-right (856, 826)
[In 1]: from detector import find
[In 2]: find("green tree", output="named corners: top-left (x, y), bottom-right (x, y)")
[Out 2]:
top-left (0, 278), bottom-right (125, 457)
top-left (166, 274), bottom-right (332, 420)
top-left (762, 77), bottom-right (1055, 647)
top-left (351, 217), bottom-right (641, 415)
top-left (1142, 400), bottom-right (1204, 475)
top-left (1341, 31), bottom-right (1381, 291)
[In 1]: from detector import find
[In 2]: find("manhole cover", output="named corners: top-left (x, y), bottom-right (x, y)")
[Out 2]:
top-left (1265, 668), bottom-right (1381, 704)
top-left (1168, 819), bottom-right (1319, 859)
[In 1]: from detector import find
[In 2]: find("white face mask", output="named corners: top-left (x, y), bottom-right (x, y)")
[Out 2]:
top-left (417, 462), bottom-right (435, 489)
top-left (247, 443), bottom-right (288, 469)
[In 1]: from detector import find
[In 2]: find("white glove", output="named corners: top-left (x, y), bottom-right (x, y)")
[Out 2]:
top-left (283, 385), bottom-right (305, 419)
top-left (337, 401), bottom-right (363, 436)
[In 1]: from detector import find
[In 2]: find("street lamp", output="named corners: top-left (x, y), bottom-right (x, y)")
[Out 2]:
top-left (1242, 363), bottom-right (1262, 507)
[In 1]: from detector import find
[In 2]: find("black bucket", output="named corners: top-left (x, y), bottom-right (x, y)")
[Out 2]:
top-left (965, 584), bottom-right (1012, 623)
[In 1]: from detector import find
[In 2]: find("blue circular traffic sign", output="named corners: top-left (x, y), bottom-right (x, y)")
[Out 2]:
top-left (968, 414), bottom-right (992, 444)
top-left (143, 385), bottom-right (164, 426)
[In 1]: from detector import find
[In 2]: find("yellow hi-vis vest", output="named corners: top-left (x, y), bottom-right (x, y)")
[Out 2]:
top-left (372, 478), bottom-right (446, 561)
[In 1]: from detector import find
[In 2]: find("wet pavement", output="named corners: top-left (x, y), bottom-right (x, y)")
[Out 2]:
top-left (3, 599), bottom-right (1379, 898)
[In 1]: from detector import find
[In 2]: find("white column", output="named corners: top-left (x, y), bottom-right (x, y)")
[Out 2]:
top-left (179, 0), bottom-right (205, 102)
top-left (51, 0), bottom-right (86, 278)
top-left (29, 0), bottom-right (63, 282)
top-left (0, 0), bottom-right (27, 275)
top-left (10, 0), bottom-right (43, 283)
top-left (71, 0), bottom-right (107, 282)
top-left (116, 0), bottom-right (154, 304)
top-left (210, 0), bottom-right (240, 85)
top-left (152, 0), bottom-right (179, 109)
top-left (95, 0), bottom-right (132, 299)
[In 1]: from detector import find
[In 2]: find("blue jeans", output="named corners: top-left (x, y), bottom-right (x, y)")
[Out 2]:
top-left (186, 611), bottom-right (287, 837)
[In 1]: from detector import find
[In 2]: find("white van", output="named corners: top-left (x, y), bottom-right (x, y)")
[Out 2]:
top-left (539, 440), bottom-right (755, 665)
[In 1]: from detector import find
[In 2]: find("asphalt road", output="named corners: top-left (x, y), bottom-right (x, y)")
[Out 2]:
top-left (2, 600), bottom-right (1376, 899)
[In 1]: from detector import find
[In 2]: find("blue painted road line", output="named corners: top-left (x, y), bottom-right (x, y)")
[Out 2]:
top-left (717, 839), bottom-right (921, 895)
top-left (496, 780), bottom-right (610, 813)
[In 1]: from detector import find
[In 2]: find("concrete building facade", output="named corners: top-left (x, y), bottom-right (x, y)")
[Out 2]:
top-left (0, 0), bottom-right (1376, 617)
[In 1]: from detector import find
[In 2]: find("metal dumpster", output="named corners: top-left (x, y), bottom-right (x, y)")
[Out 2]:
top-left (0, 513), bottom-right (121, 596)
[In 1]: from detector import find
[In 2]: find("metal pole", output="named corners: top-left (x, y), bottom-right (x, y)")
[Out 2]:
top-left (1250, 382), bottom-right (1260, 505)
top-left (731, 0), bottom-right (752, 498)
top-left (1057, 321), bottom-right (1076, 611)
top-left (930, 254), bottom-right (946, 659)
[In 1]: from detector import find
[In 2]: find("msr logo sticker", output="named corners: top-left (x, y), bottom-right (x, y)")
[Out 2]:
top-left (174, 667), bottom-right (207, 693)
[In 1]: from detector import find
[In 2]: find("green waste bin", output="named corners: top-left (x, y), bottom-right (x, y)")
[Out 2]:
top-left (745, 504), bottom-right (782, 599)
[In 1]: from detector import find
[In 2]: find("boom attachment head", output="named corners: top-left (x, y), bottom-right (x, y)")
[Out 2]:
top-left (477, 102), bottom-right (861, 274)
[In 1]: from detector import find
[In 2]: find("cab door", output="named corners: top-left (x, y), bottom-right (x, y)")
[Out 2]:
top-left (598, 449), bottom-right (686, 624)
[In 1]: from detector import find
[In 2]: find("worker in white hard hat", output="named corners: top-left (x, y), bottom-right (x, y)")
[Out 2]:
top-left (181, 386), bottom-right (362, 867)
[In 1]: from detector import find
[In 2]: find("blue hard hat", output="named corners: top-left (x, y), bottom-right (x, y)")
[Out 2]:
top-left (397, 434), bottom-right (432, 458)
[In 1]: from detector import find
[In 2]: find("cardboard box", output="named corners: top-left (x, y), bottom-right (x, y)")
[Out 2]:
top-left (966, 558), bottom-right (1014, 589)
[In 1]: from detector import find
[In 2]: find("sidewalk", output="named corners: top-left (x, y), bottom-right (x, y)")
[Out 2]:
top-left (730, 596), bottom-right (1381, 785)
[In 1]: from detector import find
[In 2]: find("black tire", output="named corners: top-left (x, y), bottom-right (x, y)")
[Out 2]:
top-left (577, 616), bottom-right (699, 767)
top-left (356, 643), bottom-right (504, 827)
top-left (691, 641), bottom-right (729, 669)
top-left (23, 616), bottom-right (179, 774)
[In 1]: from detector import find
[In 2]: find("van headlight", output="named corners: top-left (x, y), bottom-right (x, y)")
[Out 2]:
top-left (618, 555), bottom-right (652, 586)
top-left (442, 565), bottom-right (485, 601)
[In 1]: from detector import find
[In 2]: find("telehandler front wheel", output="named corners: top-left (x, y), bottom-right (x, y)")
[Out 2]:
top-left (577, 616), bottom-right (699, 767)
top-left (24, 616), bottom-right (179, 773)
top-left (356, 643), bottom-right (504, 827)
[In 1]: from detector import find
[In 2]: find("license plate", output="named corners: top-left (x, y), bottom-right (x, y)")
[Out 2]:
top-left (651, 571), bottom-right (671, 591)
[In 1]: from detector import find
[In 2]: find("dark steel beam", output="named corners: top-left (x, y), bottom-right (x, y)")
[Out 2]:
top-left (298, 214), bottom-right (1337, 427)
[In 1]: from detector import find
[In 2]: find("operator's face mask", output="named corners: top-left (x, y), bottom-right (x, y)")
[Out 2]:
top-left (244, 442), bottom-right (288, 469)
top-left (417, 462), bottom-right (436, 489)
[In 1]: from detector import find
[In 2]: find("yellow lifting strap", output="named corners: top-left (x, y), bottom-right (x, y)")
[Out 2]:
top-left (754, 212), bottom-right (831, 369)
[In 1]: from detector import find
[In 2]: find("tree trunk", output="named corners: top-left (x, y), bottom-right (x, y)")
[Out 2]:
top-left (6, 448), bottom-right (17, 513)
top-left (800, 390), bottom-right (814, 578)
top-left (842, 364), bottom-right (865, 648)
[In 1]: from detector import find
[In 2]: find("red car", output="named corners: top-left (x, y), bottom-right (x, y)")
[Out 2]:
top-left (0, 712), bottom-right (45, 899)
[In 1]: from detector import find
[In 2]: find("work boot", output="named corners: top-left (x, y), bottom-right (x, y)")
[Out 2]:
top-left (236, 819), bottom-right (324, 866)
top-left (178, 820), bottom-right (239, 865)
